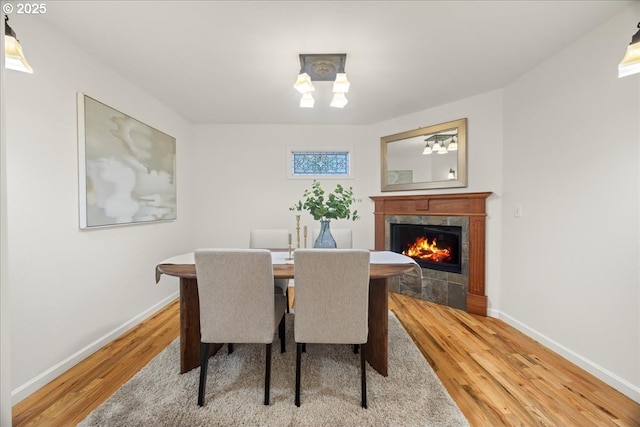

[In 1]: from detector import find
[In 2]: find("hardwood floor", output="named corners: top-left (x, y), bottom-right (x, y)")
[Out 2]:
top-left (12, 293), bottom-right (640, 426)
top-left (389, 293), bottom-right (640, 427)
top-left (11, 299), bottom-right (180, 427)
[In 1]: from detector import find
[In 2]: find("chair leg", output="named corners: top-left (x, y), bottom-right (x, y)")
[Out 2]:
top-left (198, 343), bottom-right (209, 407)
top-left (264, 343), bottom-right (272, 405)
top-left (295, 342), bottom-right (302, 407)
top-left (353, 344), bottom-right (359, 354)
top-left (279, 315), bottom-right (286, 353)
top-left (286, 288), bottom-right (290, 313)
top-left (360, 344), bottom-right (367, 409)
top-left (228, 343), bottom-right (234, 354)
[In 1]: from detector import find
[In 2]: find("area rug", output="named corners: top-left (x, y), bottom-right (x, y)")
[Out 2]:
top-left (78, 313), bottom-right (468, 427)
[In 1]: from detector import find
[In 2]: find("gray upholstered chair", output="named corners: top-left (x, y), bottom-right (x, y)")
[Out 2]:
top-left (312, 228), bottom-right (352, 248)
top-left (250, 229), bottom-right (291, 312)
top-left (194, 249), bottom-right (286, 406)
top-left (293, 249), bottom-right (370, 408)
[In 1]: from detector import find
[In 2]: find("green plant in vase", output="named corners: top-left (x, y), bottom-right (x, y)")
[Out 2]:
top-left (290, 180), bottom-right (360, 248)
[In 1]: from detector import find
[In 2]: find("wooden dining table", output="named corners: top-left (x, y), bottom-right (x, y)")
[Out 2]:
top-left (156, 251), bottom-right (418, 377)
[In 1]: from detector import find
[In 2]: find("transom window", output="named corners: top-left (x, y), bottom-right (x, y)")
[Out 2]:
top-left (289, 150), bottom-right (352, 178)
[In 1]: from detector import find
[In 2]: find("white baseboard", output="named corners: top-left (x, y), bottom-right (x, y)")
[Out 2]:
top-left (11, 292), bottom-right (179, 404)
top-left (491, 308), bottom-right (640, 404)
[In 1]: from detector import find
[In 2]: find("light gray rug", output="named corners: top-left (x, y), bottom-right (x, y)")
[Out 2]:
top-left (78, 313), bottom-right (468, 427)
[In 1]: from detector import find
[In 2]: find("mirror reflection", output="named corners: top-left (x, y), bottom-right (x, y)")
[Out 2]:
top-left (381, 118), bottom-right (467, 191)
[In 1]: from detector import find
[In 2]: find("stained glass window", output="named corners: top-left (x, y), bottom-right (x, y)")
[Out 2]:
top-left (291, 151), bottom-right (350, 176)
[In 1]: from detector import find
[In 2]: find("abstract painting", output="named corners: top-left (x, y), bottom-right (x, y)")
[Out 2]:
top-left (77, 93), bottom-right (176, 228)
top-left (387, 170), bottom-right (413, 185)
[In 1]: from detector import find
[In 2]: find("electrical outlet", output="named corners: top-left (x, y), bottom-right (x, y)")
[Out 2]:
top-left (513, 204), bottom-right (523, 218)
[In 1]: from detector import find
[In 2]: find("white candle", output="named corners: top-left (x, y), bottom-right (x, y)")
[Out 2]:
top-left (288, 233), bottom-right (292, 245)
top-left (303, 226), bottom-right (307, 237)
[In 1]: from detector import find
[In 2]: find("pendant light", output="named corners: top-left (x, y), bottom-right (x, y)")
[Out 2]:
top-left (447, 136), bottom-right (458, 151)
top-left (619, 22), bottom-right (640, 78)
top-left (4, 16), bottom-right (33, 73)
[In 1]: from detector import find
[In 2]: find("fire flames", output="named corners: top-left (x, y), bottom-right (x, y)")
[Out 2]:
top-left (403, 237), bottom-right (452, 263)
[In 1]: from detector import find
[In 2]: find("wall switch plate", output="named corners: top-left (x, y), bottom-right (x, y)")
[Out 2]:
top-left (513, 204), bottom-right (523, 218)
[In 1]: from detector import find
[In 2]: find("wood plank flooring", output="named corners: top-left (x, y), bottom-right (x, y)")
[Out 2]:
top-left (389, 293), bottom-right (640, 427)
top-left (12, 299), bottom-right (180, 427)
top-left (12, 293), bottom-right (640, 426)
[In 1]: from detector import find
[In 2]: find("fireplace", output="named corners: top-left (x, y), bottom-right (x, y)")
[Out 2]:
top-left (390, 223), bottom-right (462, 274)
top-left (370, 192), bottom-right (491, 316)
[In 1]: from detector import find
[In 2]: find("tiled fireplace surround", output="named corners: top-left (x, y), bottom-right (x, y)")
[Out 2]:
top-left (371, 192), bottom-right (491, 316)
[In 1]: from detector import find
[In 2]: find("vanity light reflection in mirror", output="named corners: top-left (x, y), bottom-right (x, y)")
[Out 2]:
top-left (381, 118), bottom-right (467, 192)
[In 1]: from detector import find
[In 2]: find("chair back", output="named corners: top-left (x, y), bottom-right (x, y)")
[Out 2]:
top-left (293, 249), bottom-right (370, 344)
top-left (312, 228), bottom-right (352, 248)
top-left (250, 229), bottom-right (289, 249)
top-left (195, 249), bottom-right (276, 344)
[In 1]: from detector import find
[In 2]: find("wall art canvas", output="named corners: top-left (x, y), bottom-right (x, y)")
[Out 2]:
top-left (387, 170), bottom-right (413, 185)
top-left (77, 93), bottom-right (177, 228)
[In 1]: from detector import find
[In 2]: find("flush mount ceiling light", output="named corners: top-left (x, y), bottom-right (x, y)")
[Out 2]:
top-left (4, 16), bottom-right (33, 73)
top-left (619, 22), bottom-right (640, 78)
top-left (294, 53), bottom-right (350, 108)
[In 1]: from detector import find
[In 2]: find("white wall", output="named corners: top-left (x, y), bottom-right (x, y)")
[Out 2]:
top-left (5, 16), bottom-right (195, 402)
top-left (190, 124), bottom-right (376, 250)
top-left (1, 9), bottom-right (11, 425)
top-left (501, 5), bottom-right (640, 400)
top-left (188, 110), bottom-right (503, 254)
top-left (369, 91), bottom-right (505, 310)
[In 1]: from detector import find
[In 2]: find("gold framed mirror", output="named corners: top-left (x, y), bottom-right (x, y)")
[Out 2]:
top-left (381, 118), bottom-right (467, 192)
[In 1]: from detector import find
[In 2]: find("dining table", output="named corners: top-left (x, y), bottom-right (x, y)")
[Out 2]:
top-left (156, 250), bottom-right (420, 376)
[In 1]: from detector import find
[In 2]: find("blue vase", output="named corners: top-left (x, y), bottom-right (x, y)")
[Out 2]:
top-left (314, 219), bottom-right (337, 248)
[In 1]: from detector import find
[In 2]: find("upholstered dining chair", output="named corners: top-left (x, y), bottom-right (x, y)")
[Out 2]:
top-left (311, 228), bottom-right (352, 248)
top-left (250, 228), bottom-right (291, 312)
top-left (293, 249), bottom-right (370, 408)
top-left (194, 249), bottom-right (286, 406)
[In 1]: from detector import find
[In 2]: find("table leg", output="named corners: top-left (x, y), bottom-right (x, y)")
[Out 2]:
top-left (179, 277), bottom-right (218, 373)
top-left (365, 277), bottom-right (388, 376)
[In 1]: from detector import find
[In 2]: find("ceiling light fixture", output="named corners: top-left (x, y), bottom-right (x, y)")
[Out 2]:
top-left (294, 53), bottom-right (350, 108)
top-left (300, 92), bottom-right (315, 108)
top-left (4, 16), bottom-right (33, 73)
top-left (330, 92), bottom-right (348, 108)
top-left (447, 136), bottom-right (458, 151)
top-left (619, 22), bottom-right (640, 78)
top-left (423, 134), bottom-right (456, 155)
top-left (293, 72), bottom-right (315, 94)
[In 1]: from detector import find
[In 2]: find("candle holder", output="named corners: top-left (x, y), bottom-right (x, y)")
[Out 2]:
top-left (303, 225), bottom-right (308, 248)
top-left (295, 215), bottom-right (301, 248)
